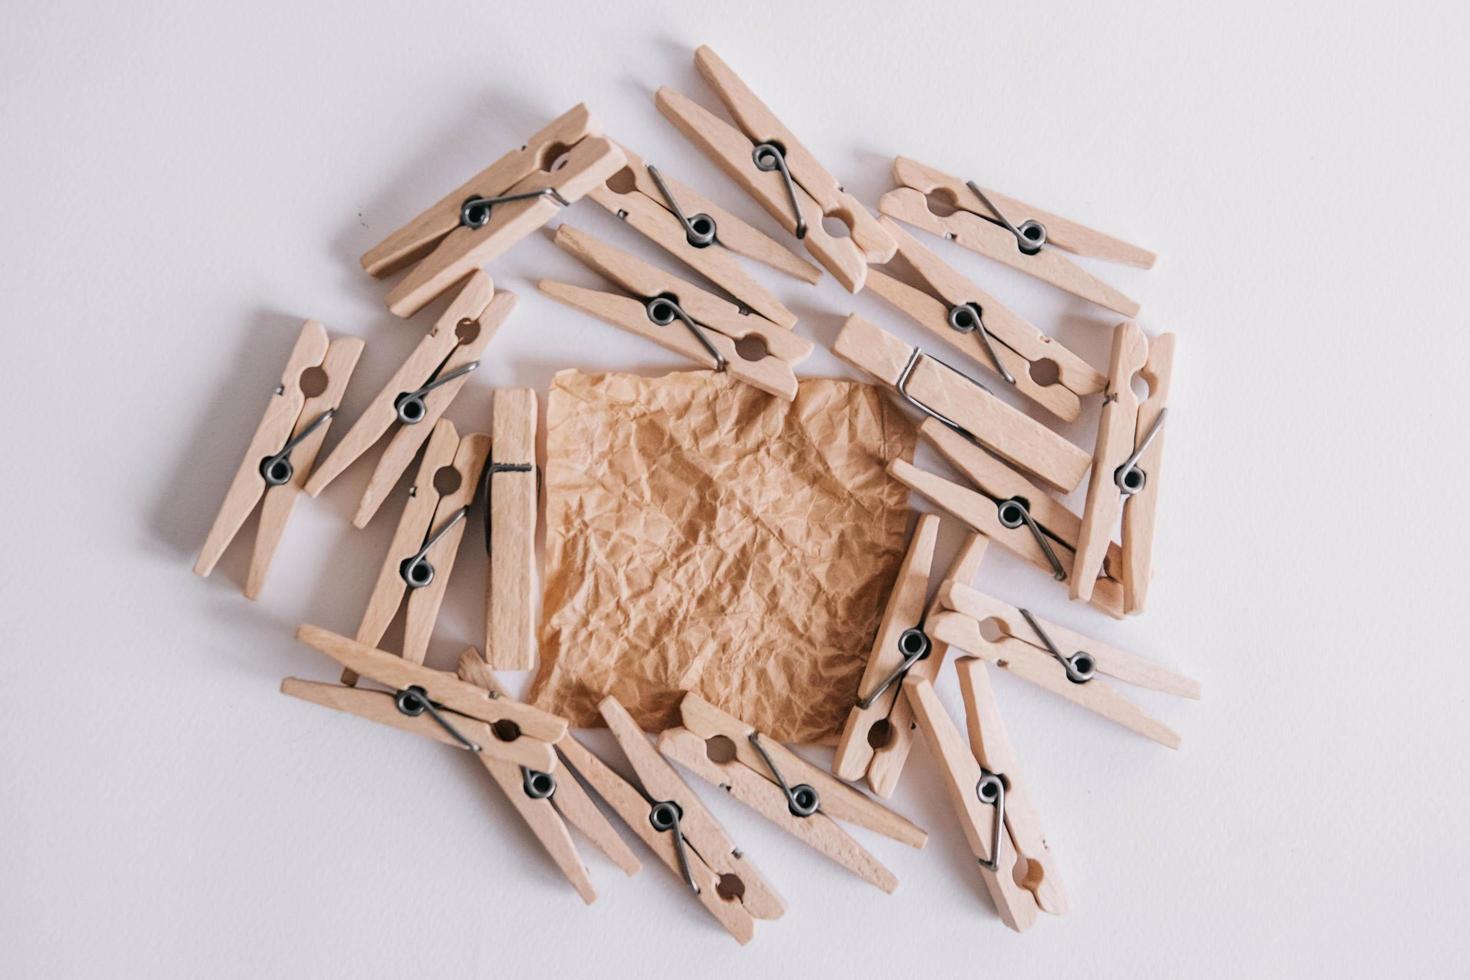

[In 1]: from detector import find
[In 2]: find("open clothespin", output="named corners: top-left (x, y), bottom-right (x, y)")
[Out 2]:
top-left (656, 45), bottom-right (895, 292)
top-left (361, 104), bottom-right (625, 317)
top-left (570, 696), bottom-right (785, 944)
top-left (889, 418), bottom-right (1127, 618)
top-left (834, 314), bottom-right (1091, 493)
top-left (454, 649), bottom-right (640, 903)
top-left (657, 693), bottom-right (927, 892)
top-left (284, 624), bottom-right (565, 773)
top-left (350, 418), bottom-right (487, 677)
top-left (879, 157), bottom-right (1153, 316)
top-left (540, 225), bottom-right (812, 400)
top-left (483, 388), bottom-right (539, 670)
top-left (928, 581), bottom-right (1200, 748)
top-left (1071, 322), bottom-right (1175, 614)
top-left (903, 672), bottom-right (1063, 931)
top-left (195, 322), bottom-right (362, 597)
top-left (589, 142), bottom-right (820, 328)
top-left (304, 273), bottom-right (512, 526)
top-left (832, 515), bottom-right (989, 797)
top-left (867, 217), bottom-right (1105, 422)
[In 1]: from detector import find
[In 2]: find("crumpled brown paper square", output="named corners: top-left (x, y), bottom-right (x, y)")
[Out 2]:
top-left (528, 369), bottom-right (917, 743)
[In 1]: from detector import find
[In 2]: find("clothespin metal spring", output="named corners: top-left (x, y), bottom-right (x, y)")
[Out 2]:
top-left (965, 180), bottom-right (1046, 255)
top-left (648, 799), bottom-right (700, 894)
top-left (259, 409), bottom-right (335, 487)
top-left (647, 164), bottom-right (717, 248)
top-left (645, 295), bottom-right (728, 372)
top-left (996, 498), bottom-right (1066, 581)
top-left (459, 187), bottom-right (571, 230)
top-left (399, 506), bottom-right (469, 589)
top-left (394, 361), bottom-right (480, 425)
top-left (857, 627), bottom-right (932, 710)
top-left (1114, 407), bottom-right (1168, 496)
top-left (946, 303), bottom-right (1016, 386)
top-left (974, 769), bottom-right (1007, 873)
top-left (747, 732), bottom-right (819, 817)
top-left (394, 684), bottom-right (482, 752)
top-left (1020, 607), bottom-right (1096, 684)
top-left (751, 142), bottom-right (806, 239)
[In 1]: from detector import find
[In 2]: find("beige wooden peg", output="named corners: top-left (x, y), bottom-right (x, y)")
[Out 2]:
top-left (350, 419), bottom-right (488, 675)
top-left (590, 142), bottom-right (818, 328)
top-left (1072, 322), bottom-right (1174, 614)
top-left (833, 314), bottom-right (1091, 492)
top-left (890, 418), bottom-right (1126, 617)
top-left (539, 224), bottom-right (811, 400)
top-left (655, 46), bottom-right (895, 292)
top-left (930, 581), bottom-right (1200, 748)
top-left (304, 273), bottom-right (512, 527)
top-left (195, 321), bottom-right (363, 598)
top-left (455, 649), bottom-right (639, 903)
top-left (485, 388), bottom-right (538, 670)
top-left (880, 156), bottom-right (1149, 316)
top-left (658, 693), bottom-right (925, 892)
top-left (867, 216), bottom-right (1105, 422)
top-left (954, 657), bottom-right (1068, 915)
top-left (361, 104), bottom-right (625, 317)
top-left (903, 676), bottom-right (1039, 932)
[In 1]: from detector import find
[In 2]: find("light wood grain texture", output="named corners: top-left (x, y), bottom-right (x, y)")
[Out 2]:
top-left (919, 417), bottom-right (1125, 585)
top-left (833, 514), bottom-right (937, 785)
top-left (351, 288), bottom-right (513, 528)
top-left (1072, 321), bottom-right (1149, 601)
top-left (868, 217), bottom-right (1104, 422)
top-left (598, 697), bottom-right (785, 923)
top-left (279, 678), bottom-right (554, 771)
top-left (457, 649), bottom-right (641, 877)
top-left (353, 419), bottom-right (460, 672)
top-left (246, 334), bottom-right (363, 599)
top-left (866, 532), bottom-right (990, 798)
top-left (677, 693), bottom-right (926, 847)
top-left (558, 731), bottom-right (756, 944)
top-left (891, 157), bottom-right (1156, 267)
top-left (592, 144), bottom-right (811, 327)
top-left (881, 156), bottom-right (1143, 315)
top-left (195, 322), bottom-right (328, 580)
top-left (931, 582), bottom-right (1198, 748)
top-left (540, 225), bottom-right (808, 400)
top-left (659, 727), bottom-right (898, 892)
top-left (902, 676), bottom-right (1039, 933)
top-left (359, 103), bottom-right (623, 317)
top-left (834, 314), bottom-right (1090, 493)
top-left (296, 624), bottom-right (568, 741)
top-left (485, 389), bottom-right (538, 669)
top-left (302, 273), bottom-right (496, 507)
top-left (1122, 332), bottom-right (1174, 614)
top-left (955, 657), bottom-right (1068, 915)
top-left (362, 105), bottom-right (600, 277)
top-left (398, 432), bottom-right (488, 665)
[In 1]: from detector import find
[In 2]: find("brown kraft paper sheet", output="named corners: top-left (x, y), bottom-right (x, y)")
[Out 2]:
top-left (528, 369), bottom-right (917, 743)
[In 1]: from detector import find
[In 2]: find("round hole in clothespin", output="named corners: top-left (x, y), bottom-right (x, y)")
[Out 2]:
top-left (454, 317), bottom-right (481, 345)
top-left (924, 188), bottom-right (961, 218)
top-left (705, 735), bottom-right (738, 764)
top-left (491, 719), bottom-right (522, 742)
top-left (715, 874), bottom-right (745, 902)
top-left (820, 212), bottom-right (853, 239)
top-left (432, 465), bottom-right (462, 496)
top-left (606, 166), bottom-right (638, 194)
top-left (866, 719), bottom-right (894, 749)
top-left (539, 142), bottom-right (573, 172)
top-left (298, 366), bottom-right (329, 398)
top-left (734, 334), bottom-right (768, 363)
top-left (1028, 357), bottom-right (1061, 387)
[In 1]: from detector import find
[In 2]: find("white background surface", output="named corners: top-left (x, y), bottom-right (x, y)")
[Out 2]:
top-left (3, 1), bottom-right (1467, 977)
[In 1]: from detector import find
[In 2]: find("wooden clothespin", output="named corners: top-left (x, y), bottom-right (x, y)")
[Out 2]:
top-left (928, 581), bottom-right (1200, 748)
top-left (484, 388), bottom-right (538, 670)
top-left (834, 314), bottom-right (1091, 493)
top-left (903, 673), bottom-right (1062, 931)
top-left (656, 45), bottom-right (896, 292)
top-left (361, 104), bottom-right (625, 317)
top-left (833, 514), bottom-right (991, 797)
top-left (350, 418), bottom-right (487, 677)
top-left (284, 624), bottom-right (565, 773)
top-left (1071, 322), bottom-right (1174, 614)
top-left (539, 225), bottom-right (812, 400)
top-left (889, 418), bottom-right (1127, 618)
top-left (571, 696), bottom-right (785, 943)
top-left (879, 156), bottom-right (1153, 316)
top-left (868, 217), bottom-right (1105, 422)
top-left (195, 321), bottom-right (362, 598)
top-left (657, 693), bottom-right (927, 892)
top-left (304, 273), bottom-right (512, 526)
top-left (589, 142), bottom-right (820, 328)
top-left (455, 649), bottom-right (640, 903)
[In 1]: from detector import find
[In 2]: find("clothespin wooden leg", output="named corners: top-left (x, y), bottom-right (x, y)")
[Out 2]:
top-left (486, 388), bottom-right (538, 669)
